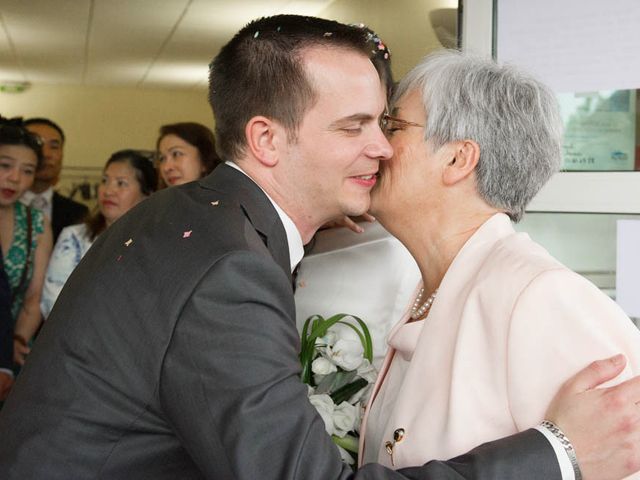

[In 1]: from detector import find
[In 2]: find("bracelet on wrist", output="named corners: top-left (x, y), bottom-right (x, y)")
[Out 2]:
top-left (540, 420), bottom-right (582, 480)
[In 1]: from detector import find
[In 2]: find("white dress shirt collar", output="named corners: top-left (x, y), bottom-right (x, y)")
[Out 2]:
top-left (225, 161), bottom-right (304, 272)
top-left (21, 186), bottom-right (54, 219)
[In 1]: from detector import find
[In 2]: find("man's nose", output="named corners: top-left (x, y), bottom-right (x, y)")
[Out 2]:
top-left (367, 127), bottom-right (393, 161)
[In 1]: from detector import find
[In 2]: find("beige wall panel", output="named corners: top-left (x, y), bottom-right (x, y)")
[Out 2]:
top-left (320, 0), bottom-right (456, 78)
top-left (1, 84), bottom-right (213, 170)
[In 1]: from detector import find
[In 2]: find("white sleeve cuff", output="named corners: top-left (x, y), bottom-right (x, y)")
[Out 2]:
top-left (535, 425), bottom-right (575, 480)
top-left (0, 368), bottom-right (14, 378)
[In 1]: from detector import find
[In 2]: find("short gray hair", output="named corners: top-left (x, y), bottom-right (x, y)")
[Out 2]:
top-left (394, 49), bottom-right (563, 222)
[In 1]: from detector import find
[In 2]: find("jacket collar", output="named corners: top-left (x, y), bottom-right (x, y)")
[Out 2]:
top-left (199, 164), bottom-right (292, 280)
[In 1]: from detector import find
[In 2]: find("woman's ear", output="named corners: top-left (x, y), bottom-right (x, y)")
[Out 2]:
top-left (442, 139), bottom-right (480, 186)
top-left (244, 116), bottom-right (282, 167)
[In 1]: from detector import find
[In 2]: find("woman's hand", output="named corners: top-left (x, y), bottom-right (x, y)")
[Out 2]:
top-left (13, 335), bottom-right (30, 366)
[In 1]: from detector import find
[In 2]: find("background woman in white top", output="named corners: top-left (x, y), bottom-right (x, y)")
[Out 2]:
top-left (41, 149), bottom-right (156, 318)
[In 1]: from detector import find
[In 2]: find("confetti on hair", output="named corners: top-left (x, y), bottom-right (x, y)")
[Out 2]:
top-left (351, 22), bottom-right (391, 61)
top-left (211, 200), bottom-right (220, 206)
top-left (323, 32), bottom-right (333, 37)
top-left (124, 238), bottom-right (133, 247)
top-left (117, 255), bottom-right (123, 262)
top-left (277, 26), bottom-right (281, 32)
top-left (183, 230), bottom-right (192, 238)
top-left (254, 31), bottom-right (260, 38)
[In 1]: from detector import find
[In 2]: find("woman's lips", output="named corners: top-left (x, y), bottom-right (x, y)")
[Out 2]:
top-left (0, 188), bottom-right (17, 199)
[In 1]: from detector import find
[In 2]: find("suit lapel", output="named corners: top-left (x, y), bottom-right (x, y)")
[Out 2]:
top-left (199, 165), bottom-right (292, 281)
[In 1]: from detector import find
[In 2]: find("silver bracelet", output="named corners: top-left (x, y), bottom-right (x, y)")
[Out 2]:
top-left (540, 420), bottom-right (582, 480)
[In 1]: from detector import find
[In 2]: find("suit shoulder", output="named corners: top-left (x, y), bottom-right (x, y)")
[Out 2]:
top-left (53, 192), bottom-right (89, 214)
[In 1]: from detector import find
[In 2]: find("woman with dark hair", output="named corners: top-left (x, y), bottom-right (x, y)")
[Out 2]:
top-left (41, 149), bottom-right (156, 318)
top-left (0, 117), bottom-right (53, 366)
top-left (156, 122), bottom-right (221, 187)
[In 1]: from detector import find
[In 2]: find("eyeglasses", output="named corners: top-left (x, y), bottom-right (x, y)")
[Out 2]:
top-left (380, 114), bottom-right (424, 136)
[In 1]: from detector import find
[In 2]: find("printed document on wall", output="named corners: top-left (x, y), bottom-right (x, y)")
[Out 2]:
top-left (558, 90), bottom-right (636, 171)
top-left (497, 0), bottom-right (640, 93)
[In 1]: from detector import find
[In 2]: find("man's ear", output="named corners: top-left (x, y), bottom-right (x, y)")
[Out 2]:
top-left (442, 139), bottom-right (480, 186)
top-left (244, 116), bottom-right (282, 167)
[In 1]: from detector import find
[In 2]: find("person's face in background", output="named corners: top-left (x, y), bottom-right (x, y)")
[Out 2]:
top-left (157, 134), bottom-right (207, 186)
top-left (0, 145), bottom-right (38, 208)
top-left (98, 160), bottom-right (146, 227)
top-left (24, 123), bottom-right (63, 186)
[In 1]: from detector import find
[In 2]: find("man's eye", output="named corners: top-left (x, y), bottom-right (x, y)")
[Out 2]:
top-left (342, 127), bottom-right (362, 135)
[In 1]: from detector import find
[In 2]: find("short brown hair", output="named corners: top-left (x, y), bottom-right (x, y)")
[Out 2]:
top-left (208, 15), bottom-right (375, 161)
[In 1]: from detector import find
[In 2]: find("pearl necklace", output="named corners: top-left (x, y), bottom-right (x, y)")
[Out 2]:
top-left (410, 287), bottom-right (438, 320)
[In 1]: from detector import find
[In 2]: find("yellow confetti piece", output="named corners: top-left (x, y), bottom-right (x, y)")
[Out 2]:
top-left (211, 200), bottom-right (220, 206)
top-left (124, 238), bottom-right (133, 247)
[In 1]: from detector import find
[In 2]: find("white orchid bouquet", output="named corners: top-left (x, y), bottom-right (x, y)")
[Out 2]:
top-left (300, 313), bottom-right (376, 466)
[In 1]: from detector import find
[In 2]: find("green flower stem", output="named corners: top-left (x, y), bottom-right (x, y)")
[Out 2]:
top-left (332, 434), bottom-right (359, 453)
top-left (330, 377), bottom-right (368, 405)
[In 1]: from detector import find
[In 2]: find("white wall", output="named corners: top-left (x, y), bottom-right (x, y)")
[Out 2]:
top-left (1, 84), bottom-right (213, 170)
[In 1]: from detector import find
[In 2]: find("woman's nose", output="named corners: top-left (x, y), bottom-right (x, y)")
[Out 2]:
top-left (7, 167), bottom-right (20, 182)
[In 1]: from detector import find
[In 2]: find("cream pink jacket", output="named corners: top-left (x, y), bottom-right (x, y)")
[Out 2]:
top-left (359, 213), bottom-right (640, 471)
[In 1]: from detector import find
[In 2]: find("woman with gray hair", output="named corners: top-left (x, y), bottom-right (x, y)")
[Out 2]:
top-left (358, 50), bottom-right (640, 476)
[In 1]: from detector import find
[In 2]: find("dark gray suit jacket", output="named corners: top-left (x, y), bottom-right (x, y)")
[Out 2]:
top-left (51, 191), bottom-right (89, 242)
top-left (0, 165), bottom-right (560, 479)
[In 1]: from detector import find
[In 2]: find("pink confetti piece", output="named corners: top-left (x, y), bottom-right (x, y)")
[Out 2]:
top-left (124, 238), bottom-right (133, 247)
top-left (117, 255), bottom-right (123, 262)
top-left (183, 230), bottom-right (192, 238)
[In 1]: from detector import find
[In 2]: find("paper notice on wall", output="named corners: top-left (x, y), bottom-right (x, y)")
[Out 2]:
top-left (616, 220), bottom-right (640, 317)
top-left (496, 0), bottom-right (640, 93)
top-left (558, 90), bottom-right (636, 171)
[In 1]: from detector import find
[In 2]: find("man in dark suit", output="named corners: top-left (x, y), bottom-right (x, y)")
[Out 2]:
top-left (1, 15), bottom-right (639, 479)
top-left (22, 117), bottom-right (88, 242)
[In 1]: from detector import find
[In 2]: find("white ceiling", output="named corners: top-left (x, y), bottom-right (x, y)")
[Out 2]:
top-left (0, 0), bottom-right (339, 91)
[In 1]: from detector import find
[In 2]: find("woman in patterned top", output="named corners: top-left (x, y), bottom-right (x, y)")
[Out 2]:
top-left (0, 118), bottom-right (53, 367)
